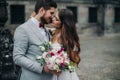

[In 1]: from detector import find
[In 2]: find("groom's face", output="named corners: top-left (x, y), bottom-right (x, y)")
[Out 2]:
top-left (41, 7), bottom-right (55, 24)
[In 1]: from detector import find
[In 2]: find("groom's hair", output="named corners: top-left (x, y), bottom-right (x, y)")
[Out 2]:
top-left (34, 0), bottom-right (57, 14)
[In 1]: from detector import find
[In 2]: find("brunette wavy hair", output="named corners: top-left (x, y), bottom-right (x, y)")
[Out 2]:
top-left (54, 9), bottom-right (81, 66)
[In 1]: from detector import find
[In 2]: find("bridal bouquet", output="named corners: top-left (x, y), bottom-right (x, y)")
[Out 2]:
top-left (37, 42), bottom-right (75, 72)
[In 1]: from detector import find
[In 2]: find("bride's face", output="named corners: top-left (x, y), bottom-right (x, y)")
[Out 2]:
top-left (51, 11), bottom-right (61, 29)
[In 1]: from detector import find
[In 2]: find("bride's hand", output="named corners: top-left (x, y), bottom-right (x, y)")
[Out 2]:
top-left (50, 70), bottom-right (61, 76)
top-left (43, 65), bottom-right (50, 73)
top-left (43, 65), bottom-right (61, 75)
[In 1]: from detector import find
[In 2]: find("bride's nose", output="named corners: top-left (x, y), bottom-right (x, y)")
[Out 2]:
top-left (52, 17), bottom-right (55, 21)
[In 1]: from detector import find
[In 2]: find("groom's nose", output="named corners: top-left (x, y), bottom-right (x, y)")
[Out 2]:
top-left (51, 15), bottom-right (54, 20)
top-left (52, 17), bottom-right (56, 21)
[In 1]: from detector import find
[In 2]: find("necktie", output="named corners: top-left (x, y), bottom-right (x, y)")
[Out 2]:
top-left (39, 23), bottom-right (44, 28)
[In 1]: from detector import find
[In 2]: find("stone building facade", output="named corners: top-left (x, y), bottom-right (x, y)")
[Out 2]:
top-left (5, 0), bottom-right (120, 36)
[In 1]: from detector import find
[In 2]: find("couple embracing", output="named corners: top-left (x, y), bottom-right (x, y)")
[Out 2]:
top-left (13, 0), bottom-right (81, 80)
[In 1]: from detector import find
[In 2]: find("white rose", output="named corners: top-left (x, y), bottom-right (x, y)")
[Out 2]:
top-left (55, 57), bottom-right (63, 64)
top-left (53, 65), bottom-right (59, 70)
top-left (42, 52), bottom-right (48, 58)
top-left (64, 59), bottom-right (69, 64)
top-left (37, 56), bottom-right (42, 59)
top-left (63, 53), bottom-right (68, 57)
top-left (49, 41), bottom-right (52, 45)
top-left (68, 66), bottom-right (75, 72)
top-left (39, 46), bottom-right (45, 51)
top-left (49, 56), bottom-right (56, 62)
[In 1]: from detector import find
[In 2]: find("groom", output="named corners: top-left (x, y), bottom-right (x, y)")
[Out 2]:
top-left (13, 0), bottom-right (58, 80)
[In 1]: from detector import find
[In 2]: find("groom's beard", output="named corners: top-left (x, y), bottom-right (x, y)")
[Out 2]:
top-left (41, 17), bottom-right (52, 24)
top-left (49, 19), bottom-right (52, 23)
top-left (40, 12), bottom-right (52, 24)
top-left (40, 11), bottom-right (47, 24)
top-left (41, 17), bottom-right (48, 24)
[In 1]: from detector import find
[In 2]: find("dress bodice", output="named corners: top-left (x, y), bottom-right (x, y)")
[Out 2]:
top-left (51, 42), bottom-right (62, 50)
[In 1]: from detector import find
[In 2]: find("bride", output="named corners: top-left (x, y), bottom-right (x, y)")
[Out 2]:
top-left (50, 9), bottom-right (81, 80)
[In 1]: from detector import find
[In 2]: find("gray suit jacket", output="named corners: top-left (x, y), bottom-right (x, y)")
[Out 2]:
top-left (13, 18), bottom-right (53, 80)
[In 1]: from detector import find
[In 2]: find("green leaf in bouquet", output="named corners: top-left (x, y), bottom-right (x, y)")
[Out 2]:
top-left (53, 65), bottom-right (60, 72)
top-left (69, 61), bottom-right (75, 66)
top-left (36, 55), bottom-right (46, 66)
top-left (38, 58), bottom-right (46, 66)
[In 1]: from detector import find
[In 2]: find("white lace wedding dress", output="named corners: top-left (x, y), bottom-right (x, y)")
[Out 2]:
top-left (52, 70), bottom-right (80, 80)
top-left (51, 42), bottom-right (80, 80)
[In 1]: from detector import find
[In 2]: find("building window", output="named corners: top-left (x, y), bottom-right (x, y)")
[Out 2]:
top-left (10, 5), bottom-right (25, 24)
top-left (89, 7), bottom-right (97, 23)
top-left (67, 6), bottom-right (77, 23)
top-left (115, 7), bottom-right (120, 23)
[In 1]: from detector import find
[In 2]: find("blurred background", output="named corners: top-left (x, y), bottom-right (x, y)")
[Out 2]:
top-left (0, 0), bottom-right (120, 80)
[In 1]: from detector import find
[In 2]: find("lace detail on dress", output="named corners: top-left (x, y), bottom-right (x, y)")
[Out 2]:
top-left (51, 42), bottom-right (62, 48)
top-left (52, 70), bottom-right (80, 80)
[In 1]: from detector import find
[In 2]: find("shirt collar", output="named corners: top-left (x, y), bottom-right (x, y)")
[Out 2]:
top-left (31, 17), bottom-right (39, 27)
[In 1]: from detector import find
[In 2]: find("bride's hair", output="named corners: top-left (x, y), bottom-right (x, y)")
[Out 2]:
top-left (54, 9), bottom-right (81, 66)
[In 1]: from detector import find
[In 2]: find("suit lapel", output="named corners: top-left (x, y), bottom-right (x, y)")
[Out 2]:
top-left (27, 19), bottom-right (49, 43)
top-left (44, 27), bottom-right (50, 41)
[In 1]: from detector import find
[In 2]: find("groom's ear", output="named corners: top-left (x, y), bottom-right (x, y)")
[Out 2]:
top-left (38, 7), bottom-right (45, 17)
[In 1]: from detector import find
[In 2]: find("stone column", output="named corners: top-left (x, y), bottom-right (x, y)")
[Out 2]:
top-left (104, 5), bottom-right (114, 34)
top-left (97, 4), bottom-right (105, 36)
top-left (78, 5), bottom-right (89, 35)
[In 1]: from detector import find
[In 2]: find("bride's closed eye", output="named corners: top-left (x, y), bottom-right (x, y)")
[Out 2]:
top-left (53, 16), bottom-right (60, 21)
